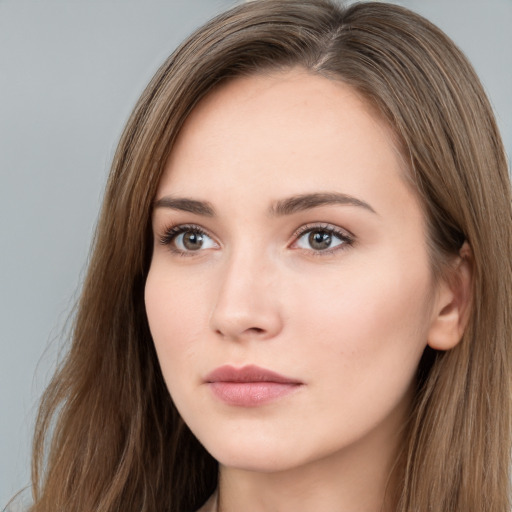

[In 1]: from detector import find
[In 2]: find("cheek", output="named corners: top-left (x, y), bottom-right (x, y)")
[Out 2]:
top-left (287, 256), bottom-right (433, 387)
top-left (144, 263), bottom-right (209, 384)
top-left (277, 262), bottom-right (432, 445)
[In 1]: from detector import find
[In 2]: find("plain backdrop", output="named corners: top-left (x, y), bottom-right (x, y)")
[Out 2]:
top-left (1, 0), bottom-right (511, 507)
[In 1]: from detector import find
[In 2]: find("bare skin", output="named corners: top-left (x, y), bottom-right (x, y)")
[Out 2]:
top-left (145, 69), bottom-right (469, 512)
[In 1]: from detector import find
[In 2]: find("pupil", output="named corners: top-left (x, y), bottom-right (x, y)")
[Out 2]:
top-left (309, 230), bottom-right (331, 250)
top-left (183, 231), bottom-right (203, 250)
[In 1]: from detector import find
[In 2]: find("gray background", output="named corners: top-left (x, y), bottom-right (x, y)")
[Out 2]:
top-left (1, 0), bottom-right (511, 507)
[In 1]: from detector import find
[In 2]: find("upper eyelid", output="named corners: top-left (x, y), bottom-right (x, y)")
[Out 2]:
top-left (291, 222), bottom-right (355, 240)
top-left (158, 223), bottom-right (218, 246)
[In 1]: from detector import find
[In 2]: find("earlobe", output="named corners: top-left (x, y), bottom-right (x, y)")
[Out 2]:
top-left (427, 242), bottom-right (473, 351)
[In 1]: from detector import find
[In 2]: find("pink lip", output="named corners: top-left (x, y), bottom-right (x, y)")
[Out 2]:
top-left (205, 365), bottom-right (303, 407)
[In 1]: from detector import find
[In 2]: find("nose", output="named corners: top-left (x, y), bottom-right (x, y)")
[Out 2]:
top-left (209, 248), bottom-right (284, 342)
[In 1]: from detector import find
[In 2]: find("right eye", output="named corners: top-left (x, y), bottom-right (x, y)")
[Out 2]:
top-left (160, 225), bottom-right (219, 254)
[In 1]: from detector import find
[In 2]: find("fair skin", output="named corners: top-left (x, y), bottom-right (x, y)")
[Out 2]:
top-left (145, 69), bottom-right (468, 512)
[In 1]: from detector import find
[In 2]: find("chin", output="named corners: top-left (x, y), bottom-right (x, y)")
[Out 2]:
top-left (197, 431), bottom-right (309, 474)
top-left (214, 448), bottom-right (302, 474)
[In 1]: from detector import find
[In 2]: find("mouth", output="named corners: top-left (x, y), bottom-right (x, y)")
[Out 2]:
top-left (205, 365), bottom-right (303, 407)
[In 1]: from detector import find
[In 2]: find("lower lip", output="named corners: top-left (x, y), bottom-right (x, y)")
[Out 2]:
top-left (209, 382), bottom-right (302, 407)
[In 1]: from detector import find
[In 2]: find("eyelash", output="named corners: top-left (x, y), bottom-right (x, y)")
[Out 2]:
top-left (158, 222), bottom-right (355, 256)
top-left (158, 224), bottom-right (213, 256)
top-left (291, 223), bottom-right (354, 256)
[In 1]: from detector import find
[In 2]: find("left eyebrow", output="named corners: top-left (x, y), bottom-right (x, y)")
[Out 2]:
top-left (269, 192), bottom-right (377, 216)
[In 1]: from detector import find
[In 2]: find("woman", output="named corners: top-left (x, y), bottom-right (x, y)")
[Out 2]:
top-left (27, 1), bottom-right (512, 511)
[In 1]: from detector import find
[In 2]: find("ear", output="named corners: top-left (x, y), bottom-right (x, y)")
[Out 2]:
top-left (427, 241), bottom-right (473, 351)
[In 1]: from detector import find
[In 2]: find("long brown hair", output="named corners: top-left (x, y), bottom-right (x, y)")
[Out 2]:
top-left (29, 1), bottom-right (512, 511)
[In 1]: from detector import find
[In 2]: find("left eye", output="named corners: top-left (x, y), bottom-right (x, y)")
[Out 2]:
top-left (295, 228), bottom-right (350, 251)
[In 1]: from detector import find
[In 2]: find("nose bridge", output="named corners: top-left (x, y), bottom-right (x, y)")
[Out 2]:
top-left (209, 240), bottom-right (283, 340)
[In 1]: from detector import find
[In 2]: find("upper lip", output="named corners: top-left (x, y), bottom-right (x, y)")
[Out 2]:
top-left (205, 365), bottom-right (302, 384)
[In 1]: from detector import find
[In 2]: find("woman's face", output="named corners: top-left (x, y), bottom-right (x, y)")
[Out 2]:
top-left (145, 70), bottom-right (443, 474)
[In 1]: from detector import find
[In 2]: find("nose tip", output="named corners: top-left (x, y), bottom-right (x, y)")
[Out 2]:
top-left (211, 301), bottom-right (283, 342)
top-left (209, 257), bottom-right (283, 342)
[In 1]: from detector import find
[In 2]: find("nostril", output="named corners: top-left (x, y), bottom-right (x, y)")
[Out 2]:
top-left (214, 326), bottom-right (266, 339)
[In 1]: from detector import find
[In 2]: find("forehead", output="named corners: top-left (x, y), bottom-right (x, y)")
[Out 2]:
top-left (169, 70), bottom-right (395, 159)
top-left (158, 69), bottom-right (411, 214)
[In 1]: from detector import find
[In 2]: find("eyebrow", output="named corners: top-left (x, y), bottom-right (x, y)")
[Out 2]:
top-left (153, 196), bottom-right (215, 216)
top-left (153, 192), bottom-right (376, 217)
top-left (269, 192), bottom-right (377, 216)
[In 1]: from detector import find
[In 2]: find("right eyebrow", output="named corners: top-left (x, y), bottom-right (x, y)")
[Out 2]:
top-left (153, 196), bottom-right (215, 216)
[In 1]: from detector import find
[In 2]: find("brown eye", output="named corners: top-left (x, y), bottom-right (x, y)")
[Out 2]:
top-left (182, 231), bottom-right (205, 251)
top-left (308, 230), bottom-right (332, 251)
top-left (294, 225), bottom-right (352, 253)
top-left (160, 225), bottom-right (218, 254)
